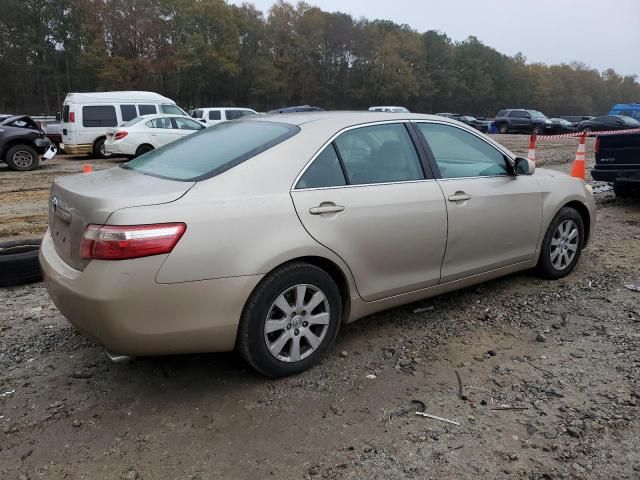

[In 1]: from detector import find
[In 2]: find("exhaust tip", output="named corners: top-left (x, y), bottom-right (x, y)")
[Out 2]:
top-left (106, 351), bottom-right (133, 363)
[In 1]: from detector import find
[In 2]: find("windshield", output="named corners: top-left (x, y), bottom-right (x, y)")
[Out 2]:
top-left (161, 104), bottom-right (188, 116)
top-left (529, 111), bottom-right (547, 119)
top-left (123, 120), bottom-right (300, 181)
top-left (620, 116), bottom-right (640, 126)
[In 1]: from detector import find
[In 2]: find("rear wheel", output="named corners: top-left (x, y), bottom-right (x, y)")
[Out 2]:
top-left (536, 207), bottom-right (584, 279)
top-left (93, 137), bottom-right (112, 159)
top-left (135, 144), bottom-right (154, 157)
top-left (237, 262), bottom-right (342, 377)
top-left (5, 145), bottom-right (39, 171)
top-left (498, 123), bottom-right (509, 134)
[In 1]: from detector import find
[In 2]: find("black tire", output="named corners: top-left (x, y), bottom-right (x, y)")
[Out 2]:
top-left (135, 144), bottom-right (154, 157)
top-left (237, 262), bottom-right (342, 377)
top-left (498, 123), bottom-right (509, 134)
top-left (5, 145), bottom-right (40, 171)
top-left (93, 137), bottom-right (112, 159)
top-left (613, 182), bottom-right (638, 198)
top-left (536, 207), bottom-right (584, 280)
top-left (0, 238), bottom-right (43, 287)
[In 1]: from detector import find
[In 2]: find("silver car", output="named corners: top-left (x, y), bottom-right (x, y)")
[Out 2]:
top-left (40, 112), bottom-right (595, 376)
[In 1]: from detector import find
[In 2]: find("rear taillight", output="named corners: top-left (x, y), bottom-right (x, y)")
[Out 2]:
top-left (69, 111), bottom-right (75, 123)
top-left (594, 137), bottom-right (600, 154)
top-left (114, 131), bottom-right (128, 140)
top-left (80, 223), bottom-right (186, 260)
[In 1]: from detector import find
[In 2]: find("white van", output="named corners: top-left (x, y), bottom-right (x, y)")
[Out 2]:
top-left (192, 107), bottom-right (257, 127)
top-left (60, 91), bottom-right (187, 157)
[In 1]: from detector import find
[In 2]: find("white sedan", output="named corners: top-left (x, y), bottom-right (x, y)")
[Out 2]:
top-left (104, 114), bottom-right (205, 157)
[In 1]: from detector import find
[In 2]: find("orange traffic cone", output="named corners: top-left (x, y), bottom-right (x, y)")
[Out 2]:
top-left (527, 134), bottom-right (536, 162)
top-left (83, 164), bottom-right (92, 173)
top-left (570, 134), bottom-right (587, 180)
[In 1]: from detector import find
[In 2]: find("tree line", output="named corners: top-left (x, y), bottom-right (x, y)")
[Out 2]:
top-left (1, 0), bottom-right (639, 117)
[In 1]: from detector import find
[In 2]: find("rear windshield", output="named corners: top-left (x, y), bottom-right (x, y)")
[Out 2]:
top-left (121, 117), bottom-right (145, 127)
top-left (620, 116), bottom-right (640, 126)
top-left (123, 120), bottom-right (300, 181)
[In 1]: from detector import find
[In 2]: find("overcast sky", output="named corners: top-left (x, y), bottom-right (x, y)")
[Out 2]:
top-left (230, 0), bottom-right (640, 76)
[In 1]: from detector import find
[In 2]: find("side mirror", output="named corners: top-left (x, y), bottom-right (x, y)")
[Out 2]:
top-left (514, 157), bottom-right (535, 175)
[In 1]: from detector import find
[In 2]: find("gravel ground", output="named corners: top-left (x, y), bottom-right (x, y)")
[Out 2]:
top-left (1, 135), bottom-right (639, 479)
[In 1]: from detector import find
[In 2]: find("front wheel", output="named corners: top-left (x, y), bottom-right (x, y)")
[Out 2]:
top-left (536, 207), bottom-right (584, 279)
top-left (237, 262), bottom-right (342, 377)
top-left (5, 145), bottom-right (40, 171)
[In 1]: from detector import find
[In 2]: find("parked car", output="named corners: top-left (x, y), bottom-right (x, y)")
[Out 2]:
top-left (560, 115), bottom-right (594, 127)
top-left (435, 114), bottom-right (491, 133)
top-left (591, 132), bottom-right (640, 197)
top-left (43, 122), bottom-right (62, 146)
top-left (608, 103), bottom-right (640, 121)
top-left (60, 91), bottom-right (188, 158)
top-left (369, 106), bottom-right (410, 113)
top-left (494, 109), bottom-right (554, 135)
top-left (0, 115), bottom-right (55, 171)
top-left (548, 118), bottom-right (577, 133)
top-left (104, 114), bottom-right (205, 157)
top-left (40, 112), bottom-right (595, 377)
top-left (577, 115), bottom-right (640, 133)
top-left (268, 105), bottom-right (324, 114)
top-left (192, 107), bottom-right (257, 127)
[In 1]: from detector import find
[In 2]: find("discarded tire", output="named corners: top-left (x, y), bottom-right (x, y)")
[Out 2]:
top-left (0, 238), bottom-right (43, 287)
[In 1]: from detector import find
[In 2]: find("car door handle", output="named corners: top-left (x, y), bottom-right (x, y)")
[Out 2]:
top-left (448, 192), bottom-right (471, 202)
top-left (309, 204), bottom-right (345, 215)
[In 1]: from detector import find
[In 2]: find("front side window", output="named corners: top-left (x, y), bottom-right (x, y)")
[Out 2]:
top-left (208, 111), bottom-right (222, 121)
top-left (417, 123), bottom-right (509, 178)
top-left (124, 121), bottom-right (299, 181)
top-left (138, 104), bottom-right (157, 116)
top-left (82, 106), bottom-right (117, 127)
top-left (333, 123), bottom-right (424, 185)
top-left (226, 110), bottom-right (256, 120)
top-left (296, 144), bottom-right (346, 189)
top-left (120, 104), bottom-right (137, 122)
top-left (161, 104), bottom-right (186, 115)
top-left (173, 117), bottom-right (203, 130)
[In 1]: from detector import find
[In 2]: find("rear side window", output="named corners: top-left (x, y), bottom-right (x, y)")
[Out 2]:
top-left (508, 110), bottom-right (529, 118)
top-left (145, 117), bottom-right (173, 129)
top-left (296, 144), bottom-right (346, 189)
top-left (124, 121), bottom-right (300, 181)
top-left (208, 111), bottom-right (222, 121)
top-left (138, 104), bottom-right (157, 116)
top-left (226, 110), bottom-right (255, 120)
top-left (63, 105), bottom-right (70, 122)
top-left (334, 123), bottom-right (424, 185)
top-left (120, 104), bottom-right (137, 122)
top-left (82, 106), bottom-right (117, 127)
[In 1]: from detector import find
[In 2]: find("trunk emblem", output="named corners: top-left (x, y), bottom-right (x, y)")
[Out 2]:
top-left (51, 196), bottom-right (58, 212)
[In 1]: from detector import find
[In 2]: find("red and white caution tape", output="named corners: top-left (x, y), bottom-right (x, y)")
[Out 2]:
top-left (535, 127), bottom-right (640, 140)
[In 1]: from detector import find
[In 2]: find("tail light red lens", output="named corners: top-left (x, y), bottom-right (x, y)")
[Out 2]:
top-left (594, 137), bottom-right (600, 154)
top-left (114, 131), bottom-right (128, 140)
top-left (80, 223), bottom-right (186, 260)
top-left (69, 111), bottom-right (75, 123)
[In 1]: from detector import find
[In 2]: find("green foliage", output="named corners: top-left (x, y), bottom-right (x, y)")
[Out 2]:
top-left (0, 0), bottom-right (638, 115)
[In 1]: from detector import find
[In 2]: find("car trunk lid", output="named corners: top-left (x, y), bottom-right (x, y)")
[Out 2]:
top-left (48, 166), bottom-right (194, 270)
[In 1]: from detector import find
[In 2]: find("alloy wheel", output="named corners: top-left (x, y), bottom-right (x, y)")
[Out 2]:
top-left (550, 219), bottom-right (579, 270)
top-left (263, 284), bottom-right (330, 363)
top-left (13, 150), bottom-right (34, 169)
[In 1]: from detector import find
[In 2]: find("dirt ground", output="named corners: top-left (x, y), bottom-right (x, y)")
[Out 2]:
top-left (1, 135), bottom-right (639, 479)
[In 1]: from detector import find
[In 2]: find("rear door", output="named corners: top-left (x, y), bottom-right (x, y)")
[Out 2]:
top-left (145, 117), bottom-right (180, 146)
top-left (291, 122), bottom-right (447, 301)
top-left (508, 110), bottom-right (531, 132)
top-left (415, 121), bottom-right (542, 282)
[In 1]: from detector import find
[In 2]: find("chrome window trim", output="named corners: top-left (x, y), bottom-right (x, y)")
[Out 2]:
top-left (291, 119), bottom-right (425, 191)
top-left (292, 178), bottom-right (437, 193)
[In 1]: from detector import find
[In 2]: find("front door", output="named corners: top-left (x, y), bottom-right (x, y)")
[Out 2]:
top-left (414, 121), bottom-right (543, 283)
top-left (291, 122), bottom-right (448, 301)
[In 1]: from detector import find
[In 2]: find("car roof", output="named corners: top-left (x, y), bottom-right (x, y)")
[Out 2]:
top-left (64, 91), bottom-right (174, 104)
top-left (249, 111), bottom-right (470, 129)
top-left (196, 107), bottom-right (255, 111)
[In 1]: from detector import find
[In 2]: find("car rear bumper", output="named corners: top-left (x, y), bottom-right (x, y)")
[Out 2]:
top-left (39, 229), bottom-right (263, 356)
top-left (60, 143), bottom-right (92, 155)
top-left (591, 167), bottom-right (640, 183)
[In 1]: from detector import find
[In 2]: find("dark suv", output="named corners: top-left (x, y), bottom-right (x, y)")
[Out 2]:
top-left (0, 115), bottom-right (52, 171)
top-left (494, 109), bottom-right (553, 135)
